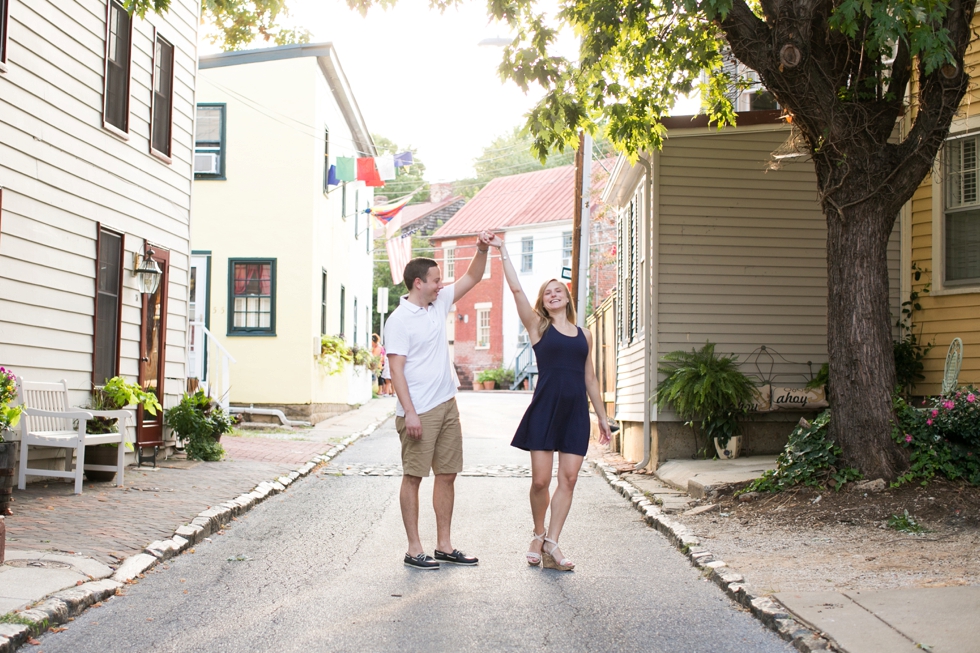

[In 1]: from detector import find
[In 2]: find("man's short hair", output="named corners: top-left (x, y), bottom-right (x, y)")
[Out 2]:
top-left (403, 258), bottom-right (438, 290)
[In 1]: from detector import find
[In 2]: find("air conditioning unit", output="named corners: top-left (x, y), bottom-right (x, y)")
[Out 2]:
top-left (194, 152), bottom-right (219, 175)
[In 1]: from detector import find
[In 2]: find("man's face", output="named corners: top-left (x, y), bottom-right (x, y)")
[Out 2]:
top-left (416, 266), bottom-right (443, 304)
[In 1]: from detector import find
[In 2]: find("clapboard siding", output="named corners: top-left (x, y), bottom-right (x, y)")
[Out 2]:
top-left (0, 0), bottom-right (199, 409)
top-left (655, 128), bottom-right (901, 389)
top-left (615, 339), bottom-right (646, 422)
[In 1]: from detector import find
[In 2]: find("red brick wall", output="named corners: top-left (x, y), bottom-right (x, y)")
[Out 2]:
top-left (433, 234), bottom-right (504, 386)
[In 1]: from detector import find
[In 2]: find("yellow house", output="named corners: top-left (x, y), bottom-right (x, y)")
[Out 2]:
top-left (191, 44), bottom-right (377, 423)
top-left (905, 23), bottom-right (980, 395)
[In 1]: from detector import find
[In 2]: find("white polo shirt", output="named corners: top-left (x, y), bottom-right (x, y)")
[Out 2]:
top-left (384, 285), bottom-right (459, 417)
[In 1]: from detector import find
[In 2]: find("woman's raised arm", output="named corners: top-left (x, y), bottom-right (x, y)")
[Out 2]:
top-left (489, 235), bottom-right (541, 343)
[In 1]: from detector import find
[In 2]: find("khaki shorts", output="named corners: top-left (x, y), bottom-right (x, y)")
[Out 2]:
top-left (396, 398), bottom-right (463, 477)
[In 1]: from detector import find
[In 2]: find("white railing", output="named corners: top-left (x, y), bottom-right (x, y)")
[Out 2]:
top-left (189, 322), bottom-right (236, 410)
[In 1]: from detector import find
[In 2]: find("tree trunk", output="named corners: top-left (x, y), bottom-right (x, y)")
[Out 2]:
top-left (825, 204), bottom-right (908, 480)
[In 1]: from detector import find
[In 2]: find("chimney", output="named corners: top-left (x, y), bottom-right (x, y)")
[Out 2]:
top-left (429, 182), bottom-right (452, 204)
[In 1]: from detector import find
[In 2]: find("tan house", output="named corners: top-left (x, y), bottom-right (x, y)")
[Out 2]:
top-left (902, 21), bottom-right (980, 394)
top-left (601, 112), bottom-right (902, 468)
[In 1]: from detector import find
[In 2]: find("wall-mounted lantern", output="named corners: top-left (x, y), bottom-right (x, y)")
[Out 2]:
top-left (133, 247), bottom-right (162, 295)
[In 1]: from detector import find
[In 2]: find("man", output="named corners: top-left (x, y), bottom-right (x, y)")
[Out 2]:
top-left (385, 232), bottom-right (493, 570)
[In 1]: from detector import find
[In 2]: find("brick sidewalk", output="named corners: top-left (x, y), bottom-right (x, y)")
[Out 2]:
top-left (222, 435), bottom-right (334, 465)
top-left (2, 434), bottom-right (331, 566)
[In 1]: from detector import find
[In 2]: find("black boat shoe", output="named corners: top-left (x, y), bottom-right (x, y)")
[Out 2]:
top-left (434, 549), bottom-right (479, 566)
top-left (404, 553), bottom-right (440, 570)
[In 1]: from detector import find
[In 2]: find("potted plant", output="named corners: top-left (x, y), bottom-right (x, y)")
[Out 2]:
top-left (317, 335), bottom-right (354, 375)
top-left (493, 367), bottom-right (515, 390)
top-left (0, 368), bottom-right (24, 515)
top-left (164, 390), bottom-right (232, 461)
top-left (652, 342), bottom-right (756, 459)
top-left (477, 369), bottom-right (495, 390)
top-left (82, 377), bottom-right (162, 481)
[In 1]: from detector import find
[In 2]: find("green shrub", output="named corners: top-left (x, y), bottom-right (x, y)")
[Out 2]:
top-left (743, 410), bottom-right (861, 493)
top-left (892, 388), bottom-right (980, 486)
top-left (476, 370), bottom-right (494, 384)
top-left (164, 390), bottom-right (230, 461)
top-left (489, 367), bottom-right (514, 387)
top-left (652, 342), bottom-right (756, 454)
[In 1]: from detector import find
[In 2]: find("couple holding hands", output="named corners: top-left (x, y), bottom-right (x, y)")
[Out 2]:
top-left (384, 230), bottom-right (612, 572)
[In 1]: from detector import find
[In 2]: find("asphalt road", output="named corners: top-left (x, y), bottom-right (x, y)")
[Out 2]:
top-left (24, 392), bottom-right (792, 652)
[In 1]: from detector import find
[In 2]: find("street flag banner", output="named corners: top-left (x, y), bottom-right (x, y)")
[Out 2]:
top-left (394, 151), bottom-right (414, 168)
top-left (386, 235), bottom-right (412, 285)
top-left (370, 195), bottom-right (412, 224)
top-left (376, 154), bottom-right (396, 180)
top-left (357, 157), bottom-right (385, 187)
top-left (327, 164), bottom-right (339, 186)
top-left (335, 157), bottom-right (356, 182)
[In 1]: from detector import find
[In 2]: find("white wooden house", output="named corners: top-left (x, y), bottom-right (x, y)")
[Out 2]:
top-left (0, 0), bottom-right (200, 470)
top-left (602, 112), bottom-right (901, 468)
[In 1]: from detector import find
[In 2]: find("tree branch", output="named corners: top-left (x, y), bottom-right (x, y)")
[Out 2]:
top-left (718, 0), bottom-right (771, 73)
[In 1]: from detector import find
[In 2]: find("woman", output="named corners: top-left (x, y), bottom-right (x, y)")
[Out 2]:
top-left (488, 235), bottom-right (612, 571)
top-left (371, 334), bottom-right (392, 396)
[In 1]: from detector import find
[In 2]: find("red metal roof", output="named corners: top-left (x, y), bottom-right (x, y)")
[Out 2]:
top-left (432, 161), bottom-right (608, 239)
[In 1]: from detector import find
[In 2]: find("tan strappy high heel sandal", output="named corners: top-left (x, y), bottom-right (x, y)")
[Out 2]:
top-left (526, 531), bottom-right (546, 566)
top-left (542, 537), bottom-right (574, 571)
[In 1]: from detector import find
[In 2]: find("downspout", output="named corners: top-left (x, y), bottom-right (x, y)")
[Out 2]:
top-left (636, 155), bottom-right (654, 470)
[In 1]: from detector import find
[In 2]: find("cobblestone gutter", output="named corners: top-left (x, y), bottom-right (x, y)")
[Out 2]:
top-left (593, 460), bottom-right (839, 653)
top-left (0, 412), bottom-right (393, 653)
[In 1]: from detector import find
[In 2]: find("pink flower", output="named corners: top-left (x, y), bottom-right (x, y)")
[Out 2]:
top-left (905, 434), bottom-right (913, 443)
top-left (944, 400), bottom-right (955, 410)
top-left (968, 394), bottom-right (976, 403)
top-left (932, 409), bottom-right (939, 417)
top-left (927, 419), bottom-right (933, 426)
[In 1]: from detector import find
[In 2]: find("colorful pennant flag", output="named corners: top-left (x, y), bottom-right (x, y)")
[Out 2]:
top-left (371, 194), bottom-right (412, 224)
top-left (327, 164), bottom-right (339, 186)
top-left (386, 235), bottom-right (413, 285)
top-left (335, 157), bottom-right (356, 182)
top-left (357, 158), bottom-right (384, 187)
top-left (393, 151), bottom-right (414, 168)
top-left (376, 154), bottom-right (396, 181)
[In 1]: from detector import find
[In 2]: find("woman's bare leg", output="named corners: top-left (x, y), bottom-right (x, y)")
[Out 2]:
top-left (528, 450), bottom-right (553, 555)
top-left (545, 452), bottom-right (584, 561)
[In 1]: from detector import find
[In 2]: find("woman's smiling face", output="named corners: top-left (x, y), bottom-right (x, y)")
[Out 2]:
top-left (542, 281), bottom-right (568, 312)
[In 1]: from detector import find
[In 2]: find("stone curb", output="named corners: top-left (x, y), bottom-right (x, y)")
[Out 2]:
top-left (593, 460), bottom-right (838, 653)
top-left (0, 410), bottom-right (394, 653)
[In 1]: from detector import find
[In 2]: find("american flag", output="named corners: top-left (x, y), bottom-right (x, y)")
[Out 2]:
top-left (386, 235), bottom-right (412, 285)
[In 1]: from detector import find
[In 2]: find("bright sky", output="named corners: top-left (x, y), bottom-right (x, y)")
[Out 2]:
top-left (204, 0), bottom-right (700, 182)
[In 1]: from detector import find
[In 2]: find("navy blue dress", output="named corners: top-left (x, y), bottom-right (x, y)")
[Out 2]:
top-left (511, 325), bottom-right (591, 456)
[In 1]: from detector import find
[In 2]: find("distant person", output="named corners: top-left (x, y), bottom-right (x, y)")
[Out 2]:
top-left (385, 232), bottom-right (495, 570)
top-left (370, 333), bottom-right (390, 396)
top-left (486, 234), bottom-right (611, 571)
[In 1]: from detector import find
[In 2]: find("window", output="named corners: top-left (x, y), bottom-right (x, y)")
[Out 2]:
top-left (476, 305), bottom-right (491, 349)
top-left (93, 227), bottom-right (124, 385)
top-left (195, 104), bottom-right (226, 178)
top-left (945, 135), bottom-right (980, 285)
top-left (228, 259), bottom-right (275, 335)
top-left (521, 236), bottom-right (533, 273)
top-left (353, 297), bottom-right (359, 344)
top-left (1, 0), bottom-right (9, 69)
top-left (444, 242), bottom-right (456, 281)
top-left (320, 270), bottom-right (327, 335)
top-left (339, 285), bottom-right (346, 336)
top-left (322, 128), bottom-right (330, 193)
top-left (150, 33), bottom-right (174, 159)
top-left (562, 231), bottom-right (573, 269)
top-left (103, 1), bottom-right (132, 134)
top-left (354, 189), bottom-right (360, 238)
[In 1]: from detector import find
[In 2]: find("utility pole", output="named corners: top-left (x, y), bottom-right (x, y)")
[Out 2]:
top-left (570, 131), bottom-right (593, 326)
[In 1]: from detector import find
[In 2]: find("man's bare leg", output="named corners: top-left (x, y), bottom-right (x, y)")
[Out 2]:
top-left (400, 474), bottom-right (424, 556)
top-left (433, 472), bottom-right (456, 553)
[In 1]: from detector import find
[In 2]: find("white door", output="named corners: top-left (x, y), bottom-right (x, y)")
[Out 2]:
top-left (188, 255), bottom-right (210, 381)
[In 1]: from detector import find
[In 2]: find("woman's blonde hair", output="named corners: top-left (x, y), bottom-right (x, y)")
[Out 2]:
top-left (533, 279), bottom-right (576, 332)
